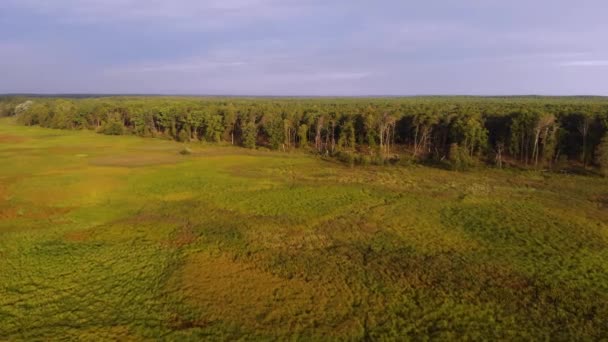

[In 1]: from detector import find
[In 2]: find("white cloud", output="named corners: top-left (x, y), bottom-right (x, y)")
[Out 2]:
top-left (107, 60), bottom-right (248, 74)
top-left (1, 0), bottom-right (314, 30)
top-left (557, 60), bottom-right (608, 67)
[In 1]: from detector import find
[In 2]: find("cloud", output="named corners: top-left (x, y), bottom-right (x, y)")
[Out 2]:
top-left (2, 1), bottom-right (608, 94)
top-left (107, 60), bottom-right (249, 74)
top-left (1, 0), bottom-right (315, 30)
top-left (557, 60), bottom-right (608, 67)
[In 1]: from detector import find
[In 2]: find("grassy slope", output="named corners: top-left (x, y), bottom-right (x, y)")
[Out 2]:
top-left (0, 117), bottom-right (607, 340)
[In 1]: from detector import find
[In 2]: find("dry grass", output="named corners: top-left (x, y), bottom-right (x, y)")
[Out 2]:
top-left (171, 252), bottom-right (358, 337)
top-left (91, 153), bottom-right (182, 167)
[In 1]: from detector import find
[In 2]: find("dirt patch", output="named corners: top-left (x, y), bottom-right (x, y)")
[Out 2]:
top-left (0, 206), bottom-right (19, 219)
top-left (0, 134), bottom-right (28, 143)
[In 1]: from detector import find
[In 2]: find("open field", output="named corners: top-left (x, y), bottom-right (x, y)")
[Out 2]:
top-left (1, 117), bottom-right (607, 340)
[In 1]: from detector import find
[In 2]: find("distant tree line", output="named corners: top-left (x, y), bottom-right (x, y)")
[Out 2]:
top-left (1, 96), bottom-right (608, 173)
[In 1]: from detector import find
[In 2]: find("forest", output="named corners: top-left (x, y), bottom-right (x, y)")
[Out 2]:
top-left (2, 96), bottom-right (608, 173)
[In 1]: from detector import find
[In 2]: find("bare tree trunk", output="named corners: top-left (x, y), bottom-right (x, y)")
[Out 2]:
top-left (413, 126), bottom-right (419, 157)
top-left (533, 128), bottom-right (541, 167)
top-left (330, 121), bottom-right (336, 153)
top-left (315, 117), bottom-right (323, 152)
top-left (496, 143), bottom-right (503, 168)
top-left (379, 125), bottom-right (384, 155)
top-left (578, 117), bottom-right (590, 167)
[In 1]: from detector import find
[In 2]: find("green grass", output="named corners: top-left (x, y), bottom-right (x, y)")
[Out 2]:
top-left (1, 117), bottom-right (607, 340)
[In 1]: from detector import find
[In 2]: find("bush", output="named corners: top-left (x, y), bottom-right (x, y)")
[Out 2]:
top-left (371, 154), bottom-right (386, 166)
top-left (355, 154), bottom-right (371, 166)
top-left (397, 154), bottom-right (415, 167)
top-left (386, 154), bottom-right (401, 165)
top-left (177, 130), bottom-right (190, 142)
top-left (179, 147), bottom-right (193, 155)
top-left (448, 143), bottom-right (475, 171)
top-left (100, 121), bottom-right (124, 135)
top-left (335, 151), bottom-right (355, 167)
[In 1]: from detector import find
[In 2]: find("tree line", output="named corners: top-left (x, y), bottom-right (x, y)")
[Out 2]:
top-left (2, 96), bottom-right (608, 173)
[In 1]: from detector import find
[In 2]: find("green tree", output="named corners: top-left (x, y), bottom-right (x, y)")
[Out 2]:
top-left (242, 120), bottom-right (257, 149)
top-left (450, 114), bottom-right (488, 157)
top-left (204, 114), bottom-right (223, 142)
top-left (297, 124), bottom-right (308, 148)
top-left (448, 143), bottom-right (474, 171)
top-left (223, 104), bottom-right (237, 144)
top-left (338, 119), bottom-right (356, 150)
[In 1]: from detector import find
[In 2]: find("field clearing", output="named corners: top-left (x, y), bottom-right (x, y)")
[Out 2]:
top-left (1, 117), bottom-right (607, 340)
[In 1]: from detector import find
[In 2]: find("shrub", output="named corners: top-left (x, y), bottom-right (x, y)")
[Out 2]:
top-left (179, 147), bottom-right (193, 155)
top-left (449, 143), bottom-right (475, 171)
top-left (386, 154), bottom-right (401, 165)
top-left (177, 130), bottom-right (190, 142)
top-left (100, 121), bottom-right (124, 135)
top-left (335, 151), bottom-right (355, 167)
top-left (355, 154), bottom-right (371, 166)
top-left (371, 154), bottom-right (386, 166)
top-left (397, 154), bottom-right (415, 167)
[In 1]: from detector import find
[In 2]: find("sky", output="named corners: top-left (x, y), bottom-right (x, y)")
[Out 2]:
top-left (1, 0), bottom-right (608, 96)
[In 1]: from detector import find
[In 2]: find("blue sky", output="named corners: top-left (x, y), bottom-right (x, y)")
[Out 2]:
top-left (1, 0), bottom-right (608, 95)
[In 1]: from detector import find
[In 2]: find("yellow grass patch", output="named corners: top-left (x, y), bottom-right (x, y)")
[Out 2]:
top-left (91, 153), bottom-right (182, 167)
top-left (162, 192), bottom-right (195, 202)
top-left (16, 168), bottom-right (127, 206)
top-left (172, 252), bottom-right (359, 336)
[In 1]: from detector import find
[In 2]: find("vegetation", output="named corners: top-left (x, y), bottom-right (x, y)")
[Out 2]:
top-left (0, 114), bottom-right (607, 340)
top-left (2, 96), bottom-right (608, 173)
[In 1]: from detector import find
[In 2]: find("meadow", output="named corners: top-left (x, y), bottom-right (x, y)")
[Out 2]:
top-left (1, 116), bottom-right (607, 340)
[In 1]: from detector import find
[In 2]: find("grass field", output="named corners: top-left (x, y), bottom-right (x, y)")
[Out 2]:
top-left (1, 117), bottom-right (607, 340)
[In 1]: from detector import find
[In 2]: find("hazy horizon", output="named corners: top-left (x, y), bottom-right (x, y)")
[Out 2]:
top-left (2, 1), bottom-right (608, 95)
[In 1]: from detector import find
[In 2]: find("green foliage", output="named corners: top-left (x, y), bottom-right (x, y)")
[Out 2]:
top-left (99, 121), bottom-right (125, 135)
top-left (335, 150), bottom-right (356, 166)
top-left (297, 124), bottom-right (308, 148)
top-left (2, 96), bottom-right (608, 172)
top-left (204, 114), bottom-right (223, 142)
top-left (177, 129), bottom-right (190, 142)
top-left (338, 119), bottom-right (356, 150)
top-left (448, 143), bottom-right (475, 171)
top-left (263, 117), bottom-right (284, 150)
top-left (450, 114), bottom-right (488, 156)
top-left (242, 120), bottom-right (257, 149)
top-left (14, 100), bottom-right (33, 116)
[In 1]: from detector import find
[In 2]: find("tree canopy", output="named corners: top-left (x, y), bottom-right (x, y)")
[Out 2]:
top-left (3, 95), bottom-right (608, 170)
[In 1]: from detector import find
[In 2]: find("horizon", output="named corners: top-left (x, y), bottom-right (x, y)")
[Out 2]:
top-left (3, 93), bottom-right (608, 99)
top-left (2, 1), bottom-right (608, 95)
